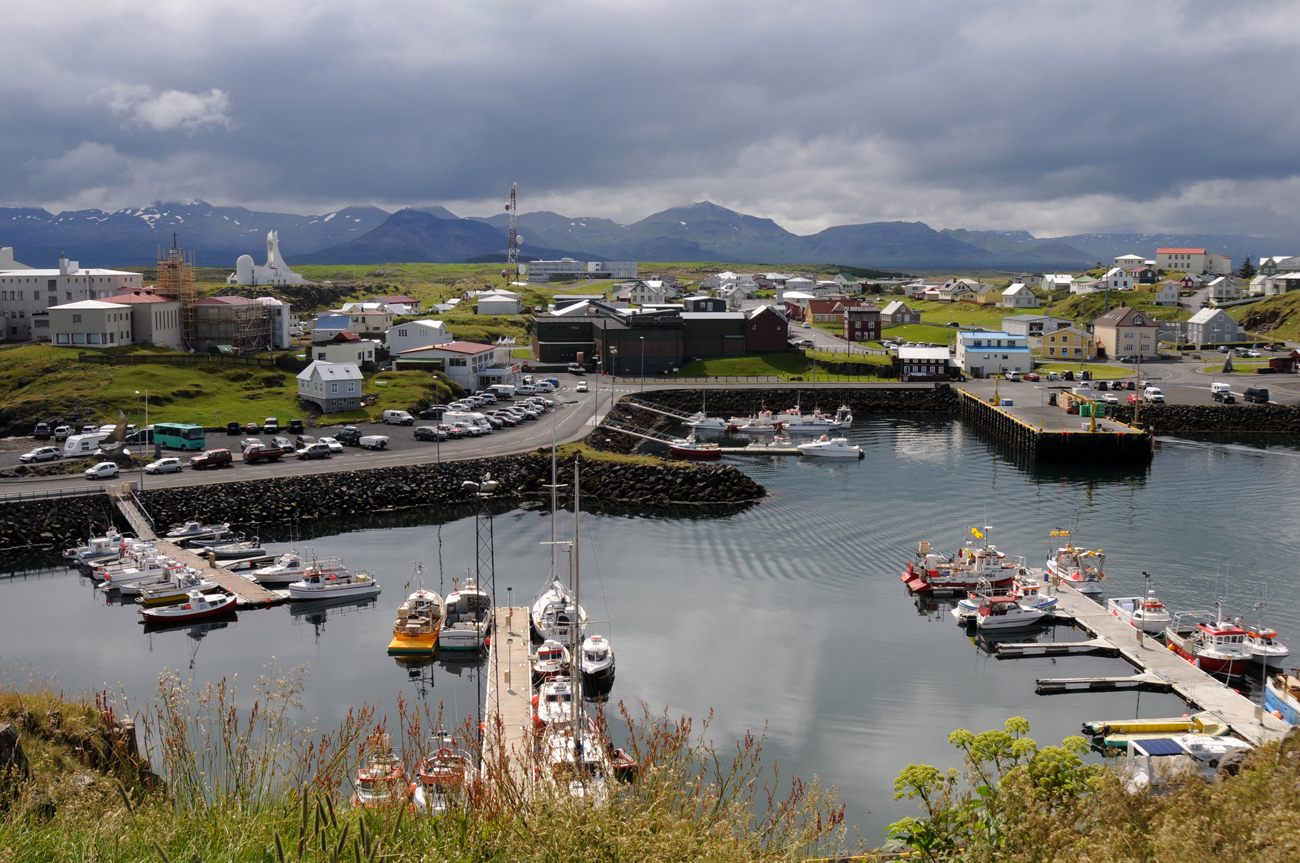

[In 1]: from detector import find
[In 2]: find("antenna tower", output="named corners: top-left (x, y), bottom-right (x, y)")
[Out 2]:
top-left (505, 182), bottom-right (519, 284)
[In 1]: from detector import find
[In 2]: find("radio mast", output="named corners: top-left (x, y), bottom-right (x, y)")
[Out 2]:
top-left (504, 182), bottom-right (519, 285)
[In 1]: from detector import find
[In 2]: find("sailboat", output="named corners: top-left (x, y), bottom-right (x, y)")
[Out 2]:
top-left (530, 442), bottom-right (587, 643)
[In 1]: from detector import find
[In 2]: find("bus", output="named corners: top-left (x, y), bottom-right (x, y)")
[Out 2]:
top-left (154, 423), bottom-right (206, 451)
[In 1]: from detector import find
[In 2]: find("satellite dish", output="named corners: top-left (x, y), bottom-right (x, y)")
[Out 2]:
top-left (504, 204), bottom-right (510, 211)
top-left (515, 236), bottom-right (523, 245)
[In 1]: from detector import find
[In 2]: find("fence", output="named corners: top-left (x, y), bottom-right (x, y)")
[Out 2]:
top-left (0, 485), bottom-right (107, 503)
top-left (77, 353), bottom-right (287, 369)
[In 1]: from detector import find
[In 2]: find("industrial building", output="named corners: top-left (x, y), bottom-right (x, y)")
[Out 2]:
top-left (526, 259), bottom-right (638, 282)
top-left (0, 255), bottom-right (143, 342)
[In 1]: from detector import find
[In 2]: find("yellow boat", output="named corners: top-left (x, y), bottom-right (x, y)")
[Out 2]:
top-left (1082, 713), bottom-right (1229, 747)
top-left (387, 588), bottom-right (446, 656)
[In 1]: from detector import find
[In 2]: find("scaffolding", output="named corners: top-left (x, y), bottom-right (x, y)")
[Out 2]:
top-left (156, 236), bottom-right (197, 350)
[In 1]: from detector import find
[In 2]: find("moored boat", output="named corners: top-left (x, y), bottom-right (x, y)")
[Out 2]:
top-left (1107, 590), bottom-right (1172, 635)
top-left (1243, 612), bottom-right (1289, 666)
top-left (165, 520), bottom-right (233, 543)
top-left (533, 677), bottom-right (580, 729)
top-left (953, 573), bottom-right (1058, 622)
top-left (531, 579), bottom-right (587, 644)
top-left (411, 729), bottom-right (476, 815)
top-left (196, 537), bottom-right (265, 560)
top-left (975, 594), bottom-right (1052, 630)
top-left (796, 435), bottom-right (864, 458)
top-left (439, 576), bottom-right (491, 652)
top-left (287, 569), bottom-right (380, 601)
top-left (1164, 603), bottom-right (1253, 679)
top-left (668, 430), bottom-right (722, 461)
top-left (134, 570), bottom-right (221, 606)
top-left (1265, 669), bottom-right (1300, 726)
top-left (138, 589), bottom-right (236, 624)
top-left (387, 588), bottom-right (445, 656)
top-left (530, 639), bottom-right (570, 683)
top-left (902, 531), bottom-right (1018, 595)
top-left (725, 410), bottom-right (784, 434)
top-left (579, 634), bottom-right (615, 686)
top-left (1045, 530), bottom-right (1106, 594)
top-left (67, 531), bottom-right (130, 565)
top-left (834, 404), bottom-right (853, 425)
top-left (251, 553), bottom-right (346, 586)
top-left (351, 733), bottom-right (407, 808)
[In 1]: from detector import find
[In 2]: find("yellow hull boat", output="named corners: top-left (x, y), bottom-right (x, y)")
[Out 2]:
top-left (387, 631), bottom-right (438, 656)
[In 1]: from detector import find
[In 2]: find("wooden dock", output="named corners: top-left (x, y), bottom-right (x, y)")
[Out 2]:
top-left (996, 637), bottom-right (1117, 658)
top-left (1046, 581), bottom-right (1289, 744)
top-left (483, 606), bottom-right (534, 789)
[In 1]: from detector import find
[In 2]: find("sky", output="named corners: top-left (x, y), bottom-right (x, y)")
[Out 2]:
top-left (4, 0), bottom-right (1300, 239)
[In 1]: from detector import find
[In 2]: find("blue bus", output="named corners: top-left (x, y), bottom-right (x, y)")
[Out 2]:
top-left (154, 423), bottom-right (206, 451)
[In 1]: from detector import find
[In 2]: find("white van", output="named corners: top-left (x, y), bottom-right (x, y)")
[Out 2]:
top-left (443, 410), bottom-right (493, 434)
top-left (63, 432), bottom-right (109, 457)
top-left (382, 410), bottom-right (415, 426)
top-left (1143, 386), bottom-right (1165, 404)
top-left (489, 384), bottom-right (515, 400)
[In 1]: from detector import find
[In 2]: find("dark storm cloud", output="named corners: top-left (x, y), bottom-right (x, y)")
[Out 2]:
top-left (4, 0), bottom-right (1300, 236)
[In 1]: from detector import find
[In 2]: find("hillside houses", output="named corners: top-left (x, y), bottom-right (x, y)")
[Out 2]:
top-left (1000, 283), bottom-right (1039, 308)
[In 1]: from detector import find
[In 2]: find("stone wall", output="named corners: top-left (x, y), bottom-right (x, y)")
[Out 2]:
top-left (0, 493), bottom-right (121, 553)
top-left (1106, 403), bottom-right (1300, 433)
top-left (137, 453), bottom-right (766, 528)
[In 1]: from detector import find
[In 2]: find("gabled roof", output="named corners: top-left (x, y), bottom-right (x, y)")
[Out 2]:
top-left (881, 300), bottom-right (912, 315)
top-left (899, 346), bottom-right (952, 360)
top-left (1091, 306), bottom-right (1156, 327)
top-left (1187, 307), bottom-right (1230, 325)
top-left (297, 360), bottom-right (362, 381)
top-left (749, 305), bottom-right (787, 322)
top-left (49, 299), bottom-right (130, 311)
top-left (1104, 267), bottom-right (1128, 279)
top-left (196, 295), bottom-right (258, 305)
top-left (1003, 284), bottom-right (1031, 295)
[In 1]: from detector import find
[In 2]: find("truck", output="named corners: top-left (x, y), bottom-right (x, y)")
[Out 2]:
top-left (241, 444), bottom-right (284, 463)
top-left (489, 384), bottom-right (516, 400)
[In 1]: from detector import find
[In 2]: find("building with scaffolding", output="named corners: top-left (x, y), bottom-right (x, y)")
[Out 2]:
top-left (155, 241), bottom-right (198, 349)
top-left (192, 296), bottom-right (274, 353)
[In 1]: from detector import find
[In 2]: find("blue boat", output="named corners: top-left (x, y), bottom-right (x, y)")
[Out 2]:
top-left (1265, 671), bottom-right (1300, 726)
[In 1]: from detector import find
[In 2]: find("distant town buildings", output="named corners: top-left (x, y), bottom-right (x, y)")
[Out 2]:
top-left (1155, 248), bottom-right (1232, 275)
top-left (1091, 307), bottom-right (1159, 360)
top-left (0, 255), bottom-right (144, 342)
top-left (476, 289), bottom-right (523, 315)
top-left (227, 231), bottom-right (310, 286)
top-left (526, 259), bottom-right (638, 282)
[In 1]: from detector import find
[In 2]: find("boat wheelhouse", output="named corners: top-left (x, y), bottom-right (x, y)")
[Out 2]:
top-left (387, 588), bottom-right (445, 656)
top-left (1164, 605), bottom-right (1253, 679)
top-left (1045, 530), bottom-right (1106, 594)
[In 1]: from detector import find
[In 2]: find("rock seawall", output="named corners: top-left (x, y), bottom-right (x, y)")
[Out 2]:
top-left (1107, 403), bottom-right (1300, 433)
top-left (137, 453), bottom-right (766, 528)
top-left (632, 386), bottom-right (958, 416)
top-left (0, 493), bottom-right (121, 553)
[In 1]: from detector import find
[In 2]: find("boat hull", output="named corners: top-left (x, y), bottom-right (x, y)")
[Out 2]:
top-left (438, 629), bottom-right (488, 651)
top-left (287, 584), bottom-right (381, 601)
top-left (669, 445), bottom-right (721, 461)
top-left (139, 596), bottom-right (235, 623)
top-left (1265, 678), bottom-right (1300, 726)
top-left (388, 632), bottom-right (439, 656)
top-left (1165, 631), bottom-right (1252, 678)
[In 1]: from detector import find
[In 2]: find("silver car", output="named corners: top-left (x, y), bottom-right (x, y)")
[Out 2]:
top-left (19, 446), bottom-right (61, 463)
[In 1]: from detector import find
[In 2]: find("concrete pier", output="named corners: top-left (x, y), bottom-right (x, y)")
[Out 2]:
top-left (956, 388), bottom-right (1154, 463)
top-left (483, 606), bottom-right (534, 789)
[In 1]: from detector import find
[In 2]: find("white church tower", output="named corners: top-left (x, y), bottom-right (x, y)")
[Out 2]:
top-left (227, 230), bottom-right (310, 286)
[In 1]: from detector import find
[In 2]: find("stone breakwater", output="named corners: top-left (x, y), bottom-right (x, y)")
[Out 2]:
top-left (136, 453), bottom-right (766, 528)
top-left (0, 493), bottom-right (120, 553)
top-left (1107, 403), bottom-right (1300, 433)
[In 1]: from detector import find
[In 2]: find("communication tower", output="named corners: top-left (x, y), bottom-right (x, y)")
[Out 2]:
top-left (504, 182), bottom-right (520, 285)
top-left (156, 232), bottom-right (197, 350)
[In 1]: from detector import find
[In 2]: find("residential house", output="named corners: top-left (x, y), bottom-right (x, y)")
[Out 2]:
top-left (313, 332), bottom-right (378, 366)
top-left (783, 276), bottom-right (818, 297)
top-left (1156, 248), bottom-right (1232, 275)
top-left (371, 295), bottom-right (421, 315)
top-left (1091, 306), bottom-right (1160, 360)
top-left (621, 281), bottom-right (671, 306)
top-left (386, 319), bottom-right (451, 355)
top-left (1000, 314), bottom-right (1072, 339)
top-left (1258, 256), bottom-right (1300, 276)
top-left (880, 300), bottom-right (920, 325)
top-left (1000, 283), bottom-right (1040, 308)
top-left (1104, 267), bottom-right (1133, 291)
top-left (1133, 266), bottom-right (1158, 285)
top-left (1041, 274), bottom-right (1074, 292)
top-left (1041, 326), bottom-right (1096, 361)
top-left (1184, 307), bottom-right (1241, 346)
top-left (897, 346), bottom-right (953, 381)
top-left (937, 279), bottom-right (976, 303)
top-left (900, 281), bottom-right (934, 298)
top-left (396, 341), bottom-right (506, 391)
top-left (332, 303), bottom-right (393, 334)
top-left (781, 291), bottom-right (816, 319)
top-left (1151, 280), bottom-right (1180, 305)
top-left (1251, 273), bottom-right (1300, 296)
top-left (746, 305), bottom-right (789, 352)
top-left (296, 361), bottom-right (363, 412)
top-left (1206, 276), bottom-right (1243, 302)
top-left (683, 296), bottom-right (728, 312)
top-left (963, 284), bottom-right (1003, 305)
top-left (1114, 254), bottom-right (1146, 271)
top-left (312, 314), bottom-right (352, 343)
top-left (807, 298), bottom-right (864, 324)
top-left (843, 305), bottom-right (881, 343)
top-left (1178, 274), bottom-right (1202, 290)
top-left (475, 289), bottom-right (523, 315)
top-left (954, 331), bottom-right (1032, 377)
top-left (1070, 276), bottom-right (1103, 294)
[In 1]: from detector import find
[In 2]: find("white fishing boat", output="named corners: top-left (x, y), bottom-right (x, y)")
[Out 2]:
top-left (774, 406), bottom-right (843, 433)
top-left (796, 435), bottom-right (864, 458)
top-left (135, 570), bottom-right (221, 606)
top-left (439, 576), bottom-right (491, 652)
top-left (952, 573), bottom-right (1058, 622)
top-left (196, 537), bottom-right (265, 560)
top-left (725, 410), bottom-right (784, 434)
top-left (138, 589), bottom-right (236, 624)
top-left (1107, 592), bottom-right (1172, 635)
top-left (66, 531), bottom-right (129, 565)
top-left (351, 733), bottom-right (407, 809)
top-left (1244, 622), bottom-right (1289, 666)
top-left (1045, 530), bottom-right (1106, 594)
top-left (834, 404), bottom-right (853, 425)
top-left (411, 728), bottom-right (476, 815)
top-left (251, 553), bottom-right (347, 586)
top-left (115, 562), bottom-right (194, 596)
top-left (287, 569), bottom-right (380, 601)
top-left (531, 639), bottom-right (570, 683)
top-left (685, 413), bottom-right (728, 431)
top-left (164, 521), bottom-right (233, 543)
top-left (98, 555), bottom-right (178, 590)
top-left (533, 677), bottom-right (580, 728)
top-left (903, 531), bottom-right (1019, 595)
top-left (975, 595), bottom-right (1052, 630)
top-left (580, 634), bottom-right (615, 686)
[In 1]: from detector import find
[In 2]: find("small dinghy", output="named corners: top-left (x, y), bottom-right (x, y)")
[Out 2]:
top-left (138, 589), bottom-right (236, 624)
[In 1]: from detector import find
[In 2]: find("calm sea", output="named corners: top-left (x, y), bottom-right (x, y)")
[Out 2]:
top-left (3, 417), bottom-right (1297, 841)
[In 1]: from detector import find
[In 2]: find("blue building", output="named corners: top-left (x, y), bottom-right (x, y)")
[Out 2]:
top-left (955, 330), bottom-right (1032, 378)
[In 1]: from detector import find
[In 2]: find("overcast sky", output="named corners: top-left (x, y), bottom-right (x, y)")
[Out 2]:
top-left (4, 0), bottom-right (1300, 238)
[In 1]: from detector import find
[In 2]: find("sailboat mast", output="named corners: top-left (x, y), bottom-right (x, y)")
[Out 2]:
top-left (571, 454), bottom-right (582, 747)
top-left (550, 433), bottom-right (558, 581)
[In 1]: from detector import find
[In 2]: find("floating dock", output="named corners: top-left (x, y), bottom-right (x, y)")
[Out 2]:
top-left (483, 606), bottom-right (534, 790)
top-left (1043, 582), bottom-right (1289, 744)
top-left (1036, 671), bottom-right (1169, 693)
top-left (957, 388), bottom-right (1153, 463)
top-left (996, 637), bottom-right (1117, 658)
top-left (718, 445), bottom-right (801, 455)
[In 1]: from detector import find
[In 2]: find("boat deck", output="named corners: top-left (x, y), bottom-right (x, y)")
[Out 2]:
top-left (1047, 582), bottom-right (1289, 744)
top-left (484, 606), bottom-right (534, 790)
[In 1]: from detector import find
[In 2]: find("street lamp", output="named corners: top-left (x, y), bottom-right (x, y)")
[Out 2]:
top-left (639, 336), bottom-right (645, 393)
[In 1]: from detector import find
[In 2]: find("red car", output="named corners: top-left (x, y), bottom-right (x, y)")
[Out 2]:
top-left (1127, 393), bottom-right (1144, 404)
top-left (190, 448), bottom-right (233, 469)
top-left (241, 444), bottom-right (284, 464)
top-left (1023, 372), bottom-right (1040, 382)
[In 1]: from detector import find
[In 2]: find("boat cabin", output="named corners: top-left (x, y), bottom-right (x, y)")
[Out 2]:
top-left (977, 595), bottom-right (1018, 617)
top-left (584, 637), bottom-right (611, 665)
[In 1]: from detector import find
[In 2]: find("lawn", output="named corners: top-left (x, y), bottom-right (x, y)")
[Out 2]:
top-left (881, 323), bottom-right (960, 345)
top-left (674, 351), bottom-right (890, 380)
top-left (907, 300), bottom-right (1009, 327)
top-left (1033, 362), bottom-right (1133, 380)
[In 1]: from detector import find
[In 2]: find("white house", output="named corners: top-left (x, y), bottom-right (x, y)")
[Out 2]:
top-left (1114, 254), bottom-right (1146, 271)
top-left (1206, 276), bottom-right (1243, 302)
top-left (1104, 267), bottom-right (1133, 291)
top-left (1155, 248), bottom-right (1232, 275)
top-left (254, 296), bottom-right (293, 349)
top-left (312, 335), bottom-right (378, 366)
top-left (227, 231), bottom-right (310, 286)
top-left (396, 340), bottom-right (508, 391)
top-left (621, 281), bottom-right (671, 306)
top-left (1185, 307), bottom-right (1241, 346)
top-left (955, 331), bottom-right (1033, 377)
top-left (476, 289), bottom-right (523, 315)
top-left (296, 360), bottom-right (363, 412)
top-left (1041, 273), bottom-right (1074, 292)
top-left (1000, 283), bottom-right (1040, 308)
top-left (329, 304), bottom-right (393, 334)
top-left (386, 320), bottom-right (451, 355)
top-left (783, 276), bottom-right (817, 296)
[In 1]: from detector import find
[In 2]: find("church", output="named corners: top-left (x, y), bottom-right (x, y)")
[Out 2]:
top-left (227, 231), bottom-right (310, 286)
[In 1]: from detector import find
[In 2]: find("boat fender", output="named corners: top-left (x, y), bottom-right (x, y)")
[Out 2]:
top-left (184, 604), bottom-right (191, 610)
top-left (437, 748), bottom-right (452, 761)
top-left (1274, 710), bottom-right (1284, 720)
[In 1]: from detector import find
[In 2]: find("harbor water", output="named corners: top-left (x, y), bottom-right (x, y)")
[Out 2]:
top-left (2, 416), bottom-right (1298, 841)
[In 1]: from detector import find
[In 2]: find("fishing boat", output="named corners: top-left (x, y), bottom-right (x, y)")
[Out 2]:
top-left (66, 531), bottom-right (129, 565)
top-left (351, 733), bottom-right (407, 808)
top-left (533, 677), bottom-right (580, 729)
top-left (685, 414), bottom-right (728, 431)
top-left (1044, 530), bottom-right (1106, 594)
top-left (195, 537), bottom-right (265, 560)
top-left (901, 530), bottom-right (1018, 595)
top-left (137, 589), bottom-right (236, 624)
top-left (411, 729), bottom-right (476, 815)
top-left (164, 521), bottom-right (232, 543)
top-left (439, 576), bottom-right (491, 652)
top-left (834, 404), bottom-right (853, 425)
top-left (1265, 668), bottom-right (1300, 726)
top-left (531, 639), bottom-right (571, 683)
top-left (580, 634), bottom-right (615, 686)
top-left (725, 410), bottom-right (784, 434)
top-left (387, 588), bottom-right (445, 656)
top-left (96, 555), bottom-right (177, 590)
top-left (1106, 583), bottom-right (1172, 635)
top-left (796, 435), bottom-right (864, 458)
top-left (287, 569), bottom-right (380, 601)
top-left (134, 570), bottom-right (221, 606)
top-left (952, 572), bottom-right (1058, 622)
top-left (1242, 604), bottom-right (1290, 666)
top-left (1164, 603), bottom-right (1253, 679)
top-left (668, 430), bottom-right (722, 461)
top-left (974, 595), bottom-right (1052, 630)
top-left (251, 553), bottom-right (346, 587)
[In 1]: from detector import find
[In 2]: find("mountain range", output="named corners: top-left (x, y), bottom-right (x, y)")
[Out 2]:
top-left (0, 199), bottom-right (1290, 272)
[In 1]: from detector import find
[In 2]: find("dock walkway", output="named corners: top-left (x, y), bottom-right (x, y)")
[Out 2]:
top-left (1048, 582), bottom-right (1289, 744)
top-left (484, 606), bottom-right (533, 790)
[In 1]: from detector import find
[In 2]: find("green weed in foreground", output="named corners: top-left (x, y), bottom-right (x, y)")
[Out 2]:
top-left (0, 667), bottom-right (848, 862)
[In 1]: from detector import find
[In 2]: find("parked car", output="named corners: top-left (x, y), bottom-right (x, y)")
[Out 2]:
top-left (53, 425), bottom-right (72, 441)
top-left (491, 412), bottom-right (518, 426)
top-left (382, 410), bottom-right (415, 426)
top-left (418, 406), bottom-right (447, 420)
top-left (567, 363), bottom-right (585, 376)
top-left (514, 385), bottom-right (535, 396)
top-left (440, 424), bottom-right (467, 439)
top-left (263, 417), bottom-right (280, 433)
top-left (126, 429), bottom-right (154, 445)
top-left (1095, 380), bottom-right (1109, 391)
top-left (33, 423), bottom-right (51, 440)
top-left (20, 446), bottom-right (62, 463)
top-left (801, 321), bottom-right (811, 328)
top-left (238, 437), bottom-right (264, 452)
top-left (1143, 386), bottom-right (1165, 404)
top-left (190, 449), bottom-right (233, 469)
top-left (415, 425), bottom-right (447, 442)
top-left (532, 382), bottom-right (554, 393)
top-left (1243, 386), bottom-right (1270, 404)
top-left (287, 419), bottom-right (305, 435)
top-left (245, 421), bottom-right (260, 433)
top-left (1103, 393), bottom-right (1121, 405)
top-left (1023, 372), bottom-right (1040, 382)
top-left (317, 437), bottom-right (345, 454)
top-left (335, 427), bottom-right (363, 446)
top-left (225, 421), bottom-right (241, 436)
top-left (575, 381), bottom-right (588, 392)
top-left (1046, 371), bottom-right (1059, 381)
top-left (1006, 371), bottom-right (1021, 382)
top-left (295, 434), bottom-right (316, 448)
top-left (296, 442), bottom-right (332, 460)
top-left (84, 461), bottom-right (119, 480)
top-left (273, 436), bottom-right (295, 450)
top-left (1127, 393), bottom-right (1144, 404)
top-left (1213, 390), bottom-right (1236, 403)
top-left (144, 457), bottom-right (184, 474)
top-left (1246, 349), bottom-right (1262, 358)
top-left (478, 392), bottom-right (498, 404)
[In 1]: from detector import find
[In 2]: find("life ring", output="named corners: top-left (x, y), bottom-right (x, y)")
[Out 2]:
top-left (437, 748), bottom-right (452, 761)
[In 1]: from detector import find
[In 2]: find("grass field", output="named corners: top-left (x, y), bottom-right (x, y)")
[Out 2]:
top-left (676, 351), bottom-right (890, 379)
top-left (881, 323), bottom-right (960, 345)
top-left (907, 300), bottom-right (1009, 327)
top-left (1033, 362), bottom-right (1133, 379)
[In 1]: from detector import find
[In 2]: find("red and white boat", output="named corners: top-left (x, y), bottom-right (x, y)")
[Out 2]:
top-left (411, 729), bottom-right (476, 815)
top-left (725, 410), bottom-right (784, 434)
top-left (138, 589), bottom-right (236, 624)
top-left (1164, 602), bottom-right (1253, 679)
top-left (901, 529), bottom-right (1018, 595)
top-left (1045, 530), bottom-right (1106, 594)
top-left (530, 639), bottom-right (571, 684)
top-left (352, 733), bottom-right (407, 808)
top-left (668, 430), bottom-right (722, 461)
